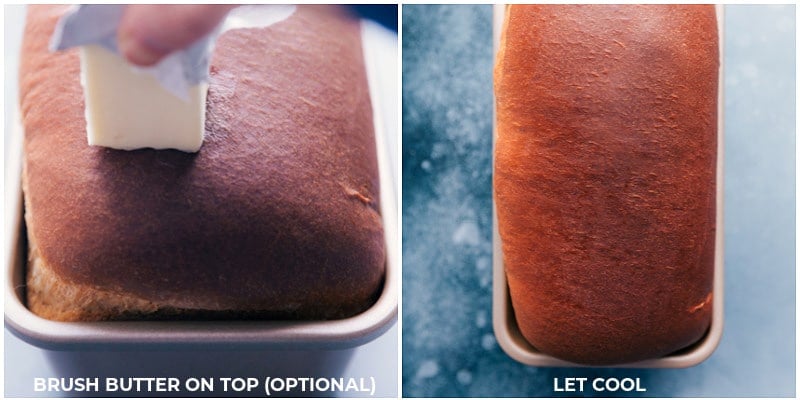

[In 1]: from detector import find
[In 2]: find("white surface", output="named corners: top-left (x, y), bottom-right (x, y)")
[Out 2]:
top-left (3, 5), bottom-right (398, 398)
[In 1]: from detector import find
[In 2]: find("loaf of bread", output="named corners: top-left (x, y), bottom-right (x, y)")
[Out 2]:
top-left (494, 5), bottom-right (718, 365)
top-left (21, 5), bottom-right (385, 321)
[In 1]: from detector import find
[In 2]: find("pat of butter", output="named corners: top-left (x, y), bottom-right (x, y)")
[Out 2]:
top-left (80, 45), bottom-right (207, 153)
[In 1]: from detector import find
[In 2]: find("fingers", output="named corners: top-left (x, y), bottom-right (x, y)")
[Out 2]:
top-left (118, 4), bottom-right (236, 66)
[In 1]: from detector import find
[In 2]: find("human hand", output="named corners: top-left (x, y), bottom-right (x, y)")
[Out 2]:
top-left (117, 4), bottom-right (237, 66)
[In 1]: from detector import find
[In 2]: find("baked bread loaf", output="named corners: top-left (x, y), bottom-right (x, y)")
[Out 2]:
top-left (21, 5), bottom-right (385, 321)
top-left (494, 5), bottom-right (718, 365)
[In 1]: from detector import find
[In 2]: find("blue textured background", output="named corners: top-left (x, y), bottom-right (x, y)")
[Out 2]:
top-left (402, 4), bottom-right (795, 397)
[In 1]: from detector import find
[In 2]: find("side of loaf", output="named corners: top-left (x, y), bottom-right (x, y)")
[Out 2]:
top-left (21, 5), bottom-right (385, 321)
top-left (494, 5), bottom-right (718, 365)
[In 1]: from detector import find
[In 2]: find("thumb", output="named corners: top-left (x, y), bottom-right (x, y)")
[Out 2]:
top-left (118, 4), bottom-right (236, 66)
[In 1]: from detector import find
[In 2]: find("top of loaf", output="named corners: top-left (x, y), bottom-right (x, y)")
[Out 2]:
top-left (20, 5), bottom-right (385, 319)
top-left (494, 4), bottom-right (718, 364)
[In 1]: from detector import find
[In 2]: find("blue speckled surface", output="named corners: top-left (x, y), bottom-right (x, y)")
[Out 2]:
top-left (402, 4), bottom-right (795, 397)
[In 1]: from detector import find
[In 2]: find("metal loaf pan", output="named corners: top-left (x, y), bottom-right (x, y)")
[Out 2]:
top-left (491, 4), bottom-right (724, 368)
top-left (4, 23), bottom-right (398, 353)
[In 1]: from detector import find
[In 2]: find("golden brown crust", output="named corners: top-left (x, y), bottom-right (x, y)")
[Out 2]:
top-left (494, 5), bottom-right (717, 365)
top-left (22, 5), bottom-right (385, 321)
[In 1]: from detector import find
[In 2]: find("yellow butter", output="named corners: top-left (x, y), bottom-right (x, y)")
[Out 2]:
top-left (80, 45), bottom-right (207, 153)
